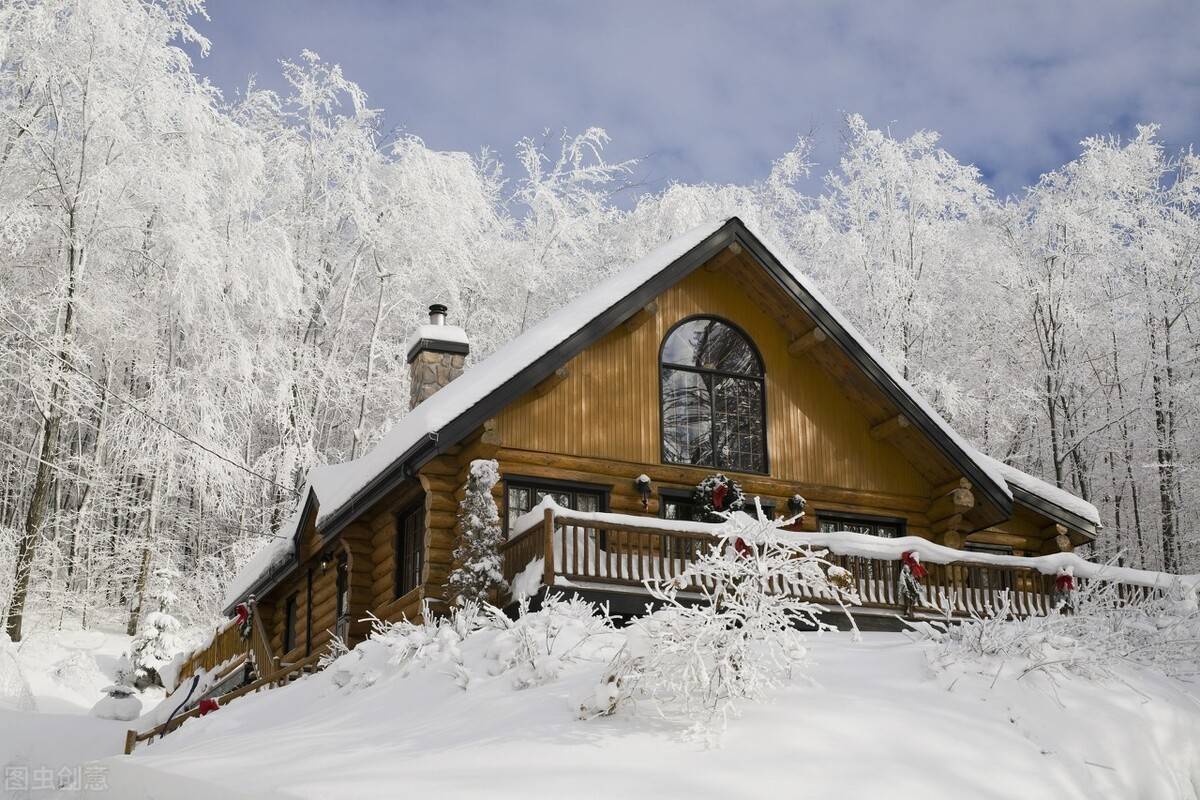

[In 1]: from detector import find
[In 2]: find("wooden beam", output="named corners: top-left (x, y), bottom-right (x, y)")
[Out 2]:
top-left (869, 413), bottom-right (910, 441)
top-left (481, 417), bottom-right (502, 447)
top-left (1040, 526), bottom-right (1073, 554)
top-left (930, 514), bottom-right (964, 536)
top-left (534, 367), bottom-right (570, 399)
top-left (787, 327), bottom-right (828, 357)
top-left (622, 300), bottom-right (659, 333)
top-left (928, 486), bottom-right (974, 521)
top-left (931, 477), bottom-right (972, 497)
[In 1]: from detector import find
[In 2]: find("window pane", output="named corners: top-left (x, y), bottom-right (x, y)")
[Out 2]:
top-left (507, 486), bottom-right (530, 531)
top-left (662, 497), bottom-right (697, 521)
top-left (662, 319), bottom-right (761, 377)
top-left (535, 489), bottom-right (572, 508)
top-left (818, 517), bottom-right (900, 538)
top-left (662, 368), bottom-right (713, 466)
top-left (575, 493), bottom-right (600, 513)
top-left (396, 508), bottom-right (424, 597)
top-left (712, 376), bottom-right (764, 473)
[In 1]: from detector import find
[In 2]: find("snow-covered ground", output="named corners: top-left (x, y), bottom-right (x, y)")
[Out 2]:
top-left (0, 623), bottom-right (155, 797)
top-left (42, 608), bottom-right (1200, 800)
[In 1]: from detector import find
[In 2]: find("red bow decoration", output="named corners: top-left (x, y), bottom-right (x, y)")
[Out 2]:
top-left (234, 603), bottom-right (249, 627)
top-left (712, 483), bottom-right (728, 512)
top-left (900, 550), bottom-right (927, 579)
top-left (734, 537), bottom-right (752, 558)
top-left (198, 698), bottom-right (219, 716)
top-left (1055, 573), bottom-right (1074, 592)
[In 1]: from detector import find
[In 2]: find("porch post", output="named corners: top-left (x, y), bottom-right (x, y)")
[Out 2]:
top-left (542, 506), bottom-right (555, 590)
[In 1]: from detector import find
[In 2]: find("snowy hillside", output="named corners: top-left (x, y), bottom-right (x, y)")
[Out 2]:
top-left (73, 604), bottom-right (1200, 800)
top-left (0, 625), bottom-right (151, 796)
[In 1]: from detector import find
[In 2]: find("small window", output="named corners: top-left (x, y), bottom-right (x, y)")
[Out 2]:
top-left (282, 593), bottom-right (298, 654)
top-left (964, 541), bottom-right (1014, 556)
top-left (661, 317), bottom-right (766, 474)
top-left (395, 506), bottom-right (424, 598)
top-left (817, 513), bottom-right (903, 538)
top-left (505, 479), bottom-right (606, 533)
top-left (335, 552), bottom-right (349, 619)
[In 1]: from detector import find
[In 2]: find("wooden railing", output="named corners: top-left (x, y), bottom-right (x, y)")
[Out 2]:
top-left (125, 649), bottom-right (326, 754)
top-left (176, 618), bottom-right (244, 684)
top-left (175, 597), bottom-right (275, 687)
top-left (500, 509), bottom-right (1168, 619)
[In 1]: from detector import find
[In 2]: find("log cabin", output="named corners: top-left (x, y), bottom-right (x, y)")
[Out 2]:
top-left (184, 216), bottom-right (1102, 685)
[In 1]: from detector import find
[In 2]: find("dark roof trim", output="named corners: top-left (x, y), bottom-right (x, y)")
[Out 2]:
top-left (1011, 486), bottom-right (1098, 542)
top-left (405, 338), bottom-right (470, 364)
top-left (320, 432), bottom-right (439, 538)
top-left (729, 224), bottom-right (1013, 522)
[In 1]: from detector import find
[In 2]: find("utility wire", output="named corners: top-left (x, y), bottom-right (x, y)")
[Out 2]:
top-left (1, 317), bottom-right (300, 496)
top-left (0, 436), bottom-right (294, 542)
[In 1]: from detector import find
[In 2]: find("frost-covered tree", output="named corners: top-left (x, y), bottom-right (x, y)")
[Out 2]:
top-left (448, 459), bottom-right (505, 605)
top-left (586, 506), bottom-right (859, 735)
top-left (120, 610), bottom-right (183, 690)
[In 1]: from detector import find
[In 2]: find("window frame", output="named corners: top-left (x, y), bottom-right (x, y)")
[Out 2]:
top-left (282, 593), bottom-right (298, 655)
top-left (394, 504), bottom-right (425, 599)
top-left (658, 315), bottom-right (769, 475)
top-left (503, 475), bottom-right (610, 536)
top-left (815, 511), bottom-right (906, 538)
top-left (335, 551), bottom-right (349, 621)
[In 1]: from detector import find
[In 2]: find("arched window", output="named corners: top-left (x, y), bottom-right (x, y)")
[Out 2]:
top-left (660, 317), bottom-right (766, 473)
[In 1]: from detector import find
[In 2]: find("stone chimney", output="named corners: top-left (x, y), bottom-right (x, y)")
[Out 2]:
top-left (406, 304), bottom-right (469, 409)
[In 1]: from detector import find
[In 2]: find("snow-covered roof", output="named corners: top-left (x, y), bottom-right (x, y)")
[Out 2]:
top-left (221, 463), bottom-right (342, 611)
top-left (972, 449), bottom-right (1101, 529)
top-left (224, 216), bottom-right (1099, 609)
top-left (311, 219), bottom-right (734, 530)
top-left (405, 323), bottom-right (469, 361)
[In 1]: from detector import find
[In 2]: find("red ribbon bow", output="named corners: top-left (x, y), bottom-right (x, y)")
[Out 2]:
top-left (734, 537), bottom-right (752, 558)
top-left (1055, 573), bottom-right (1074, 592)
top-left (901, 550), bottom-right (927, 579)
top-left (234, 603), bottom-right (249, 626)
top-left (712, 483), bottom-right (728, 512)
top-left (198, 698), bottom-right (220, 716)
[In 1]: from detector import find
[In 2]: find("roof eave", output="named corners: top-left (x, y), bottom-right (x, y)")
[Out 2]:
top-left (1010, 486), bottom-right (1099, 543)
top-left (728, 224), bottom-right (1014, 523)
top-left (221, 488), bottom-right (316, 615)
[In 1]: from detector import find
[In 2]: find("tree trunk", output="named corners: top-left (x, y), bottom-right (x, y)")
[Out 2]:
top-left (4, 211), bottom-right (80, 642)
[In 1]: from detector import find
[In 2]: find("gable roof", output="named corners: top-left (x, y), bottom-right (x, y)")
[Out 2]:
top-left (225, 217), bottom-right (1099, 610)
top-left (312, 216), bottom-right (1017, 535)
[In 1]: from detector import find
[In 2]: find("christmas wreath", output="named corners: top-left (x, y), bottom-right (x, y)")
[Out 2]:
top-left (692, 473), bottom-right (746, 522)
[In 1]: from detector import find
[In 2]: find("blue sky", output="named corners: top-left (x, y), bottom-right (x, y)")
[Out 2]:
top-left (190, 0), bottom-right (1200, 199)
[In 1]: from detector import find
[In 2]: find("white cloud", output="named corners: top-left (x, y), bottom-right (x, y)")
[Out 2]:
top-left (193, 0), bottom-right (1200, 196)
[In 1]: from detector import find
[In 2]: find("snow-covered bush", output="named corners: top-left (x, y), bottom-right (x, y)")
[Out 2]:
top-left (448, 459), bottom-right (506, 605)
top-left (120, 611), bottom-right (184, 690)
top-left (584, 506), bottom-right (860, 737)
top-left (51, 650), bottom-right (105, 689)
top-left (484, 595), bottom-right (619, 689)
top-left (327, 596), bottom-right (619, 694)
top-left (928, 576), bottom-right (1200, 682)
top-left (0, 636), bottom-right (35, 712)
top-left (91, 684), bottom-right (142, 721)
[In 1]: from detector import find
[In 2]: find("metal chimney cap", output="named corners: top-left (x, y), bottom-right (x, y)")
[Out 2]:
top-left (428, 304), bottom-right (448, 325)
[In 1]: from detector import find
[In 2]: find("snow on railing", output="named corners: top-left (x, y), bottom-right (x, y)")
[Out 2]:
top-left (506, 498), bottom-right (1199, 593)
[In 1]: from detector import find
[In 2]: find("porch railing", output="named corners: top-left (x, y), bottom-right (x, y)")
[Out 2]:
top-left (501, 506), bottom-right (1180, 619)
top-left (175, 596), bottom-right (275, 687)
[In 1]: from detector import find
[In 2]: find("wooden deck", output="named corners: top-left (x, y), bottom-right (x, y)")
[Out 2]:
top-left (501, 508), bottom-right (1161, 620)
